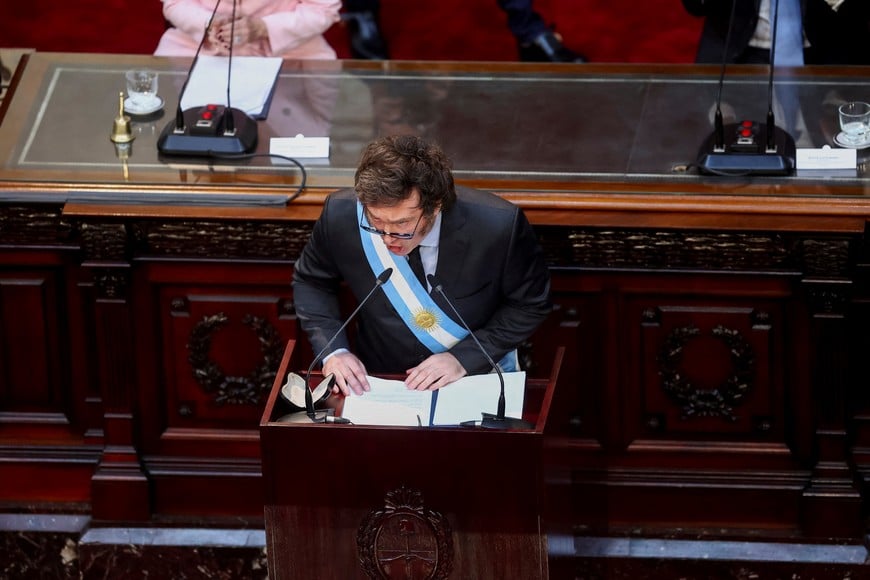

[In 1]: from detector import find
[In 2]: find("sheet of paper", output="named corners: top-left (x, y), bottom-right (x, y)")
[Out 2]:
top-left (180, 55), bottom-right (282, 118)
top-left (339, 372), bottom-right (526, 427)
top-left (432, 372), bottom-right (526, 426)
top-left (341, 377), bottom-right (431, 426)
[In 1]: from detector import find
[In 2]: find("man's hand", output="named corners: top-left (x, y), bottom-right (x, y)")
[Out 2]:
top-left (322, 351), bottom-right (370, 396)
top-left (404, 353), bottom-right (467, 391)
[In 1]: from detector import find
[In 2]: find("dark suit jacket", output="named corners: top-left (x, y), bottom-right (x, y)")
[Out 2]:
top-left (682, 0), bottom-right (870, 65)
top-left (292, 186), bottom-right (552, 375)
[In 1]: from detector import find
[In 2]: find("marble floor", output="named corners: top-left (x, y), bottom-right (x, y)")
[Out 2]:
top-left (0, 514), bottom-right (267, 580)
top-left (3, 512), bottom-right (870, 579)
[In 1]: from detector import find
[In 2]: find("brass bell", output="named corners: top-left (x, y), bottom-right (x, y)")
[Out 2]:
top-left (110, 91), bottom-right (134, 144)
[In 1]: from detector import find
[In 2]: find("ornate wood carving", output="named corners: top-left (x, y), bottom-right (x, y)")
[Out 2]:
top-left (131, 221), bottom-right (312, 260)
top-left (800, 238), bottom-right (851, 278)
top-left (357, 486), bottom-right (453, 580)
top-left (804, 281), bottom-right (850, 316)
top-left (0, 204), bottom-right (72, 244)
top-left (79, 222), bottom-right (128, 261)
top-left (186, 312), bottom-right (284, 406)
top-left (657, 324), bottom-right (756, 421)
top-left (540, 228), bottom-right (856, 278)
top-left (92, 268), bottom-right (129, 300)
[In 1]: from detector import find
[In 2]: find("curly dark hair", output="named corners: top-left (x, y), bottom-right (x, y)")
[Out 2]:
top-left (354, 135), bottom-right (456, 216)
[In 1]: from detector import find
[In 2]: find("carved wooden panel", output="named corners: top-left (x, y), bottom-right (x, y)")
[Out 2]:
top-left (138, 262), bottom-right (296, 438)
top-left (132, 259), bottom-right (296, 517)
top-left (635, 301), bottom-right (782, 439)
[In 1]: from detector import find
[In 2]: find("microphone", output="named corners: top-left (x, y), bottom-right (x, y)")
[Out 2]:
top-left (695, 0), bottom-right (795, 176)
top-left (427, 274), bottom-right (532, 430)
top-left (282, 268), bottom-right (393, 423)
top-left (157, 0), bottom-right (258, 157)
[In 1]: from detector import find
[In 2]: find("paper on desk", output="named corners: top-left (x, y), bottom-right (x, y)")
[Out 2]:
top-left (433, 372), bottom-right (525, 425)
top-left (179, 55), bottom-right (282, 119)
top-left (341, 377), bottom-right (431, 426)
top-left (340, 372), bottom-right (526, 427)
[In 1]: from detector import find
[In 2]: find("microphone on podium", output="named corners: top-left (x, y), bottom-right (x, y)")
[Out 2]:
top-left (695, 0), bottom-right (795, 176)
top-left (427, 274), bottom-right (533, 430)
top-left (157, 0), bottom-right (258, 157)
top-left (281, 268), bottom-right (393, 423)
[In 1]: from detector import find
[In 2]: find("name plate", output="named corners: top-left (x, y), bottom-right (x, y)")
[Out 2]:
top-left (796, 146), bottom-right (856, 170)
top-left (270, 135), bottom-right (330, 159)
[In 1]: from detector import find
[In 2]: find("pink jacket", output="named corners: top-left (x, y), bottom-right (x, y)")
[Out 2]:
top-left (155, 0), bottom-right (341, 59)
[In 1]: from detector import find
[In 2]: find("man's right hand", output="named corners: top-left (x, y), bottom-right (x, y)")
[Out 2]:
top-left (322, 351), bottom-right (371, 396)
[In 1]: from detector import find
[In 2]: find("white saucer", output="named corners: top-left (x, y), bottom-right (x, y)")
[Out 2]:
top-left (124, 95), bottom-right (164, 116)
top-left (833, 131), bottom-right (870, 150)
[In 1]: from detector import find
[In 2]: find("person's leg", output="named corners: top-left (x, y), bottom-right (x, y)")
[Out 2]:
top-left (343, 0), bottom-right (389, 60)
top-left (496, 0), bottom-right (586, 62)
top-left (497, 0), bottom-right (549, 42)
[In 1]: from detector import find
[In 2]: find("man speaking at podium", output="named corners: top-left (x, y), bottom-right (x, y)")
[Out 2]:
top-left (292, 135), bottom-right (552, 397)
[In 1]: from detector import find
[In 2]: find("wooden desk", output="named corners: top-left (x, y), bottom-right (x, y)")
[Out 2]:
top-left (1, 53), bottom-right (869, 560)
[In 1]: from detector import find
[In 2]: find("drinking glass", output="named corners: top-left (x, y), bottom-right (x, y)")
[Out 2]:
top-left (838, 101), bottom-right (870, 145)
top-left (125, 70), bottom-right (158, 108)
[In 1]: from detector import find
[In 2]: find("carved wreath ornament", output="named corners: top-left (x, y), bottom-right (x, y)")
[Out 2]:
top-left (187, 313), bottom-right (284, 405)
top-left (657, 324), bottom-right (755, 421)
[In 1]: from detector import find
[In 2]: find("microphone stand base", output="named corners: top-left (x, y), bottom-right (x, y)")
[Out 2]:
top-left (275, 408), bottom-right (349, 424)
top-left (462, 412), bottom-right (534, 430)
top-left (696, 123), bottom-right (795, 176)
top-left (157, 106), bottom-right (258, 157)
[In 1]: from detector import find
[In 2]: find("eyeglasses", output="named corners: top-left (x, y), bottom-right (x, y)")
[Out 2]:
top-left (359, 210), bottom-right (424, 240)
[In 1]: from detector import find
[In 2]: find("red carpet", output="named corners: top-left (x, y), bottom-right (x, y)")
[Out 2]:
top-left (1, 0), bottom-right (700, 63)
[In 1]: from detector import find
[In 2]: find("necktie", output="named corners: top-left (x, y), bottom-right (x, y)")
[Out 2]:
top-left (772, 0), bottom-right (804, 66)
top-left (408, 246), bottom-right (426, 286)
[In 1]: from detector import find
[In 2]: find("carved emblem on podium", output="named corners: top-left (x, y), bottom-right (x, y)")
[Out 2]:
top-left (357, 486), bottom-right (453, 580)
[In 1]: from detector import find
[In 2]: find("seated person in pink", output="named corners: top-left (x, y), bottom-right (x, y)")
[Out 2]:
top-left (155, 0), bottom-right (341, 59)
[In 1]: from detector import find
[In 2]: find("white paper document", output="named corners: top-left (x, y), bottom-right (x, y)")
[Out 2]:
top-left (341, 372), bottom-right (526, 427)
top-left (179, 55), bottom-right (282, 118)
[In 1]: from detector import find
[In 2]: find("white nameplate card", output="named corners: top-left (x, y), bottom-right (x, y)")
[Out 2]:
top-left (796, 146), bottom-right (856, 171)
top-left (270, 135), bottom-right (330, 159)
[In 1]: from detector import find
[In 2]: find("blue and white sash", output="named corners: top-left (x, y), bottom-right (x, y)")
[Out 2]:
top-left (357, 202), bottom-right (467, 353)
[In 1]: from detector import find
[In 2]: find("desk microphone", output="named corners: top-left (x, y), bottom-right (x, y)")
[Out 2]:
top-left (157, 0), bottom-right (258, 157)
top-left (285, 268), bottom-right (393, 423)
top-left (695, 0), bottom-right (795, 176)
top-left (427, 274), bottom-right (532, 430)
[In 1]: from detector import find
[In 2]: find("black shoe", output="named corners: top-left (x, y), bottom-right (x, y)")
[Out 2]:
top-left (518, 30), bottom-right (586, 63)
top-left (342, 11), bottom-right (389, 60)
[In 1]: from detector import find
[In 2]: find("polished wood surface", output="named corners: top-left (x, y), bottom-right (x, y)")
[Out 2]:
top-left (1, 53), bottom-right (869, 572)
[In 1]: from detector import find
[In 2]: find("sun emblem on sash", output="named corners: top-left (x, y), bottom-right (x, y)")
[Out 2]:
top-left (413, 309), bottom-right (439, 332)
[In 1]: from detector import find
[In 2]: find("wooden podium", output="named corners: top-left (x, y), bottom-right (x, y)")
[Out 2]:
top-left (260, 340), bottom-right (564, 580)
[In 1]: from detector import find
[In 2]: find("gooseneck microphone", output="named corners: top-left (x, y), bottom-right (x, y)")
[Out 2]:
top-left (167, 0), bottom-right (223, 135)
top-left (427, 274), bottom-right (532, 430)
top-left (695, 0), bottom-right (795, 176)
top-left (157, 0), bottom-right (258, 157)
top-left (296, 267), bottom-right (393, 422)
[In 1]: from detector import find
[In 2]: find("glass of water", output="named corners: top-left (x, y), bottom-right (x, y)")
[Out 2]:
top-left (838, 101), bottom-right (870, 146)
top-left (125, 69), bottom-right (158, 108)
